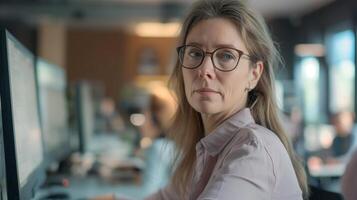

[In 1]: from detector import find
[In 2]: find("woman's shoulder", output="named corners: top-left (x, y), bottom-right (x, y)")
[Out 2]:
top-left (235, 124), bottom-right (287, 154)
top-left (220, 124), bottom-right (301, 195)
top-left (216, 125), bottom-right (277, 190)
top-left (225, 124), bottom-right (292, 169)
top-left (227, 123), bottom-right (277, 144)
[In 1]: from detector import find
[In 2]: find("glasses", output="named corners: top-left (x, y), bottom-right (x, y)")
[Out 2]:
top-left (177, 45), bottom-right (251, 72)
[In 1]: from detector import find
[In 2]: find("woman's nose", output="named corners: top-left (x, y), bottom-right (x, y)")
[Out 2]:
top-left (198, 56), bottom-right (216, 79)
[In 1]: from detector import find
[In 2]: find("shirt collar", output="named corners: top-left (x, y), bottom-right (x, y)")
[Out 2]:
top-left (197, 108), bottom-right (255, 156)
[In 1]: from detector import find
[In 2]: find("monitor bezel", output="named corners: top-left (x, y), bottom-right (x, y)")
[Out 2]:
top-left (0, 99), bottom-right (8, 200)
top-left (0, 28), bottom-right (46, 200)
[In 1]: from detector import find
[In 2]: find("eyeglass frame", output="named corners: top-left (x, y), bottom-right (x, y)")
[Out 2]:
top-left (176, 44), bottom-right (253, 72)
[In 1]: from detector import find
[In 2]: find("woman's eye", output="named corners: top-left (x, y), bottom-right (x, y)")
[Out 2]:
top-left (218, 52), bottom-right (235, 61)
top-left (188, 51), bottom-right (203, 58)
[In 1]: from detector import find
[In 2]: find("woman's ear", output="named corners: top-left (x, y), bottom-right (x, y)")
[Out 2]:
top-left (249, 61), bottom-right (264, 89)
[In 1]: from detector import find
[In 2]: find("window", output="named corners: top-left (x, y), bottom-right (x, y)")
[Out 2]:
top-left (326, 30), bottom-right (355, 113)
top-left (297, 57), bottom-right (321, 123)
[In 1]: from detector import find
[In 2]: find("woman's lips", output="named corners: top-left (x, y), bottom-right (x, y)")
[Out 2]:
top-left (194, 88), bottom-right (221, 96)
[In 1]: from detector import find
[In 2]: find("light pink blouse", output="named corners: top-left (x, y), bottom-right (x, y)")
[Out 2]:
top-left (145, 108), bottom-right (303, 200)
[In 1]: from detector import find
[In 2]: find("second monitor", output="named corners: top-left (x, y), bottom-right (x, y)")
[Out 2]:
top-left (36, 58), bottom-right (72, 167)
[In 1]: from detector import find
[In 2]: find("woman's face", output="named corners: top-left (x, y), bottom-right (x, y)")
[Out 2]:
top-left (182, 17), bottom-right (263, 115)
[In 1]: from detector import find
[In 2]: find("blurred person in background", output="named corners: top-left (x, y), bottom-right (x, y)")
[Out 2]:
top-left (117, 84), bottom-right (151, 153)
top-left (99, 97), bottom-right (125, 133)
top-left (329, 111), bottom-right (357, 163)
top-left (136, 94), bottom-right (176, 198)
top-left (104, 92), bottom-right (176, 200)
top-left (310, 111), bottom-right (357, 166)
top-left (306, 111), bottom-right (357, 174)
top-left (92, 91), bottom-right (176, 200)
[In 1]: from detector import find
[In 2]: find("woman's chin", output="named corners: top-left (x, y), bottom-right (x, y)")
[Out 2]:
top-left (192, 102), bottom-right (222, 115)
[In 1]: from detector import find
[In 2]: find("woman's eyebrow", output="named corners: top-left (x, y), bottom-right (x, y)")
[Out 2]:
top-left (185, 42), bottom-right (240, 49)
top-left (185, 42), bottom-right (202, 47)
top-left (213, 44), bottom-right (239, 49)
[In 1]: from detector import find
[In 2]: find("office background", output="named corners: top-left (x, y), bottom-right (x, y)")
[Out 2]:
top-left (1, 0), bottom-right (357, 199)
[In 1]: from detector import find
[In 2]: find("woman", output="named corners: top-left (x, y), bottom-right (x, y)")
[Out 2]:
top-left (145, 0), bottom-right (308, 199)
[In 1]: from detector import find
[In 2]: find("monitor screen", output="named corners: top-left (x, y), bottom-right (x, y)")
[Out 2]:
top-left (37, 58), bottom-right (70, 163)
top-left (0, 29), bottom-right (45, 199)
top-left (7, 33), bottom-right (43, 186)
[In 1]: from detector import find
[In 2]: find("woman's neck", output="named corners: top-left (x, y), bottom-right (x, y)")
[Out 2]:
top-left (201, 107), bottom-right (244, 136)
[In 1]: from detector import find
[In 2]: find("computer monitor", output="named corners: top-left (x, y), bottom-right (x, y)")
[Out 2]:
top-left (66, 84), bottom-right (80, 153)
top-left (0, 29), bottom-right (45, 200)
top-left (75, 82), bottom-right (95, 154)
top-left (36, 58), bottom-right (71, 166)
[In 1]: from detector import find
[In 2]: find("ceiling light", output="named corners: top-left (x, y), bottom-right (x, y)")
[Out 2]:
top-left (294, 44), bottom-right (325, 57)
top-left (134, 22), bottom-right (181, 38)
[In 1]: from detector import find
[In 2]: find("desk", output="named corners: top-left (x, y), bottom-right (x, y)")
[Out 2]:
top-left (40, 134), bottom-right (168, 200)
top-left (308, 163), bottom-right (346, 194)
top-left (42, 153), bottom-right (146, 200)
top-left (40, 174), bottom-right (140, 200)
top-left (66, 175), bottom-right (137, 199)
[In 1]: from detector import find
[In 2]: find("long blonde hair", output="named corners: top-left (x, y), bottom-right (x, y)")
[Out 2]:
top-left (168, 0), bottom-right (308, 198)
